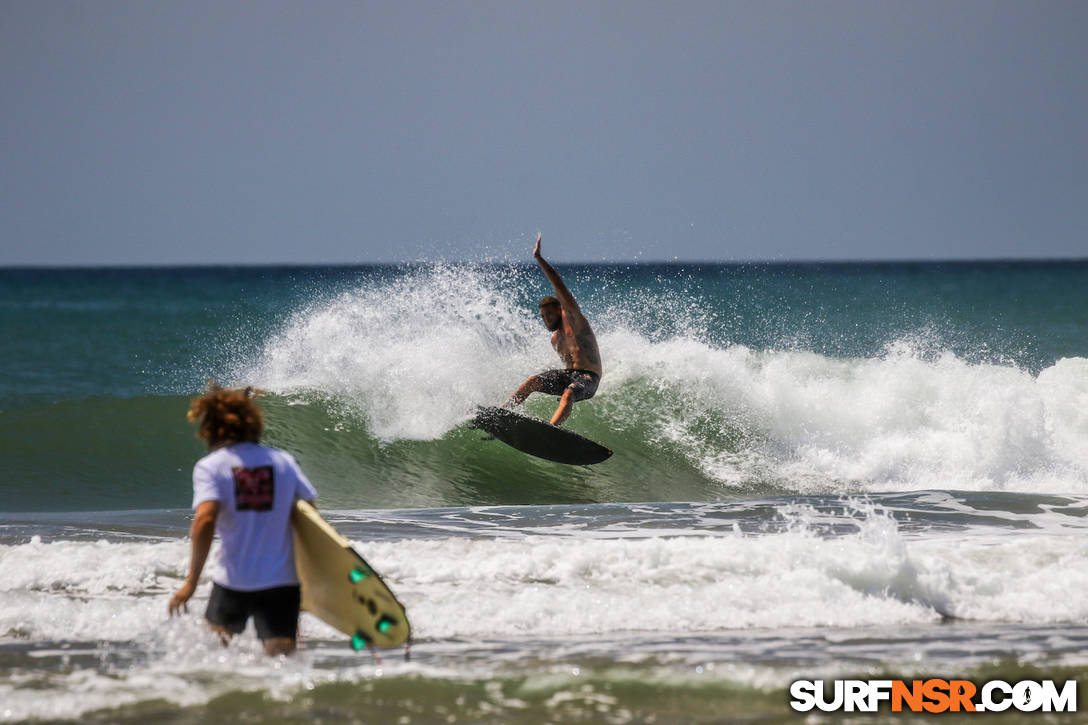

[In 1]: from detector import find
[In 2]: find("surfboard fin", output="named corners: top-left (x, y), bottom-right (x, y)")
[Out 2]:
top-left (350, 631), bottom-right (383, 664)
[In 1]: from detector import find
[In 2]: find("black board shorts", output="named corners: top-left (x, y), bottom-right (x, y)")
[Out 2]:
top-left (536, 369), bottom-right (600, 402)
top-left (205, 583), bottom-right (300, 640)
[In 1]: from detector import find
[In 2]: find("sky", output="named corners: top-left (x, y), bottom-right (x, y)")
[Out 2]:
top-left (2, 0), bottom-right (1086, 265)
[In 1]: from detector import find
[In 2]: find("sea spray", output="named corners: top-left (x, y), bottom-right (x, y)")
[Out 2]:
top-left (245, 264), bottom-right (546, 441)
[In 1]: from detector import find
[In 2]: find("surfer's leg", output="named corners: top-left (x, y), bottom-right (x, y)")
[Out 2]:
top-left (511, 369), bottom-right (573, 408)
top-left (549, 371), bottom-right (597, 425)
top-left (262, 637), bottom-right (297, 656)
top-left (252, 585), bottom-right (301, 657)
top-left (204, 583), bottom-right (248, 646)
top-left (507, 376), bottom-right (540, 406)
top-left (208, 623), bottom-right (234, 646)
top-left (550, 388), bottom-right (576, 426)
top-left (505, 375), bottom-right (544, 408)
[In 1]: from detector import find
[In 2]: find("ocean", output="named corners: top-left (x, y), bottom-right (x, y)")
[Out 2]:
top-left (1, 261), bottom-right (1087, 723)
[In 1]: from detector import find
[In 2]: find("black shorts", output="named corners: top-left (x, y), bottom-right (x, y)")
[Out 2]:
top-left (205, 583), bottom-right (300, 640)
top-left (536, 369), bottom-right (600, 402)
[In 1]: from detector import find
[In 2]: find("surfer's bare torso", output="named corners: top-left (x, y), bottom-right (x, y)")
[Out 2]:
top-left (545, 292), bottom-right (602, 377)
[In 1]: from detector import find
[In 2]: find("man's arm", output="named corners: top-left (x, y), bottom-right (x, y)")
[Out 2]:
top-left (533, 234), bottom-right (584, 318)
top-left (168, 500), bottom-right (220, 616)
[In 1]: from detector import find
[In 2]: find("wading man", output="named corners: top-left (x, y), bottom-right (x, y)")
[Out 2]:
top-left (506, 234), bottom-right (602, 426)
top-left (168, 383), bottom-right (317, 656)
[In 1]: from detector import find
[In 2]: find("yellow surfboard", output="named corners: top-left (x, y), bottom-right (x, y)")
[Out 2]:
top-left (291, 500), bottom-right (410, 651)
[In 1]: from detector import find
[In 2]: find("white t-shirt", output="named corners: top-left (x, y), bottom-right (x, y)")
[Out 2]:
top-left (191, 442), bottom-right (317, 591)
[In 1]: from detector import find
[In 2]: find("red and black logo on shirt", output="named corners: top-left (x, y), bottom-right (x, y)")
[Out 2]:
top-left (232, 466), bottom-right (274, 511)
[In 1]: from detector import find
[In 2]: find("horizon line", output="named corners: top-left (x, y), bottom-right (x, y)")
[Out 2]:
top-left (2, 256), bottom-right (1087, 271)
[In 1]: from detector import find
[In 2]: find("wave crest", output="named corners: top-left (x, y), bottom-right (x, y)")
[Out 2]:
top-left (238, 264), bottom-right (1088, 496)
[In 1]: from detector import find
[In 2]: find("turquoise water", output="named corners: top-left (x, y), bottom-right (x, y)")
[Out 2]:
top-left (2, 261), bottom-right (1087, 723)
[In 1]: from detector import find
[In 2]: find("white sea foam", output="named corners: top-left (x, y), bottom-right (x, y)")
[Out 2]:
top-left (3, 504), bottom-right (1088, 720)
top-left (604, 333), bottom-right (1088, 494)
top-left (385, 510), bottom-right (1088, 639)
top-left (3, 508), bottom-right (1086, 646)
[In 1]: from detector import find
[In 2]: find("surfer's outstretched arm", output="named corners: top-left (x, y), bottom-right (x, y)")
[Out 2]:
top-left (533, 234), bottom-right (584, 318)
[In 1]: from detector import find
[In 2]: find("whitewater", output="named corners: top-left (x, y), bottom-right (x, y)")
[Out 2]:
top-left (4, 495), bottom-right (1088, 722)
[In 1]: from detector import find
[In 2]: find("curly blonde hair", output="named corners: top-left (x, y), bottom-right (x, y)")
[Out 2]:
top-left (187, 382), bottom-right (264, 448)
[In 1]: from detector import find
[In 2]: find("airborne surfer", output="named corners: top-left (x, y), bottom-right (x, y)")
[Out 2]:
top-left (505, 233), bottom-right (603, 426)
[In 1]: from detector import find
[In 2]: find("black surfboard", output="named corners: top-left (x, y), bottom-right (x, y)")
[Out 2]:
top-left (472, 406), bottom-right (613, 465)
